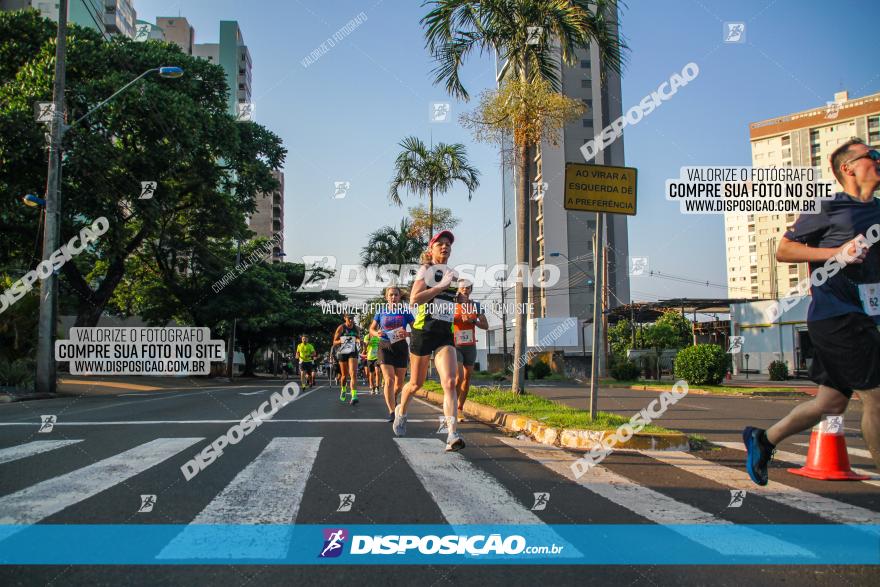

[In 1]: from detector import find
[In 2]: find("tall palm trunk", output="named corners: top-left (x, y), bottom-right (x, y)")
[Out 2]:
top-left (428, 185), bottom-right (434, 237)
top-left (511, 142), bottom-right (529, 394)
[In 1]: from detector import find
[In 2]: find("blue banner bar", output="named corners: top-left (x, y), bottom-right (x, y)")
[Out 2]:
top-left (0, 525), bottom-right (877, 565)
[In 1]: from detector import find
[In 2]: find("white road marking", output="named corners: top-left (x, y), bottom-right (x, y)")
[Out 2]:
top-left (640, 449), bottom-right (880, 533)
top-left (0, 440), bottom-right (83, 465)
top-left (793, 442), bottom-right (874, 461)
top-left (0, 419), bottom-right (432, 426)
top-left (238, 390), bottom-right (267, 396)
top-left (0, 438), bottom-right (202, 525)
top-left (158, 437), bottom-right (322, 559)
top-left (394, 438), bottom-right (580, 558)
top-left (396, 438), bottom-right (540, 524)
top-left (499, 437), bottom-right (813, 558)
top-left (716, 441), bottom-right (879, 487)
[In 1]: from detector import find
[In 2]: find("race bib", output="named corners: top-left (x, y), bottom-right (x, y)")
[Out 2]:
top-left (859, 283), bottom-right (880, 316)
top-left (386, 327), bottom-right (406, 343)
top-left (431, 300), bottom-right (455, 322)
top-left (455, 329), bottom-right (474, 345)
top-left (339, 336), bottom-right (356, 353)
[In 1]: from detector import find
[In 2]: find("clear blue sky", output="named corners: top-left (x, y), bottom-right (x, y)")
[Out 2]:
top-left (136, 0), bottom-right (880, 305)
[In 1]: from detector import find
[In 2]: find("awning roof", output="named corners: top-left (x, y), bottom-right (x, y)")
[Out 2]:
top-left (606, 298), bottom-right (760, 323)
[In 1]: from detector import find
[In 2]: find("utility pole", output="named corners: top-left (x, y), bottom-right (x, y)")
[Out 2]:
top-left (226, 241), bottom-right (242, 379)
top-left (589, 218), bottom-right (604, 419)
top-left (35, 0), bottom-right (69, 395)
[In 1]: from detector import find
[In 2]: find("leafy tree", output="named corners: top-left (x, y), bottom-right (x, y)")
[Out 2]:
top-left (407, 204), bottom-right (459, 242)
top-left (643, 322), bottom-right (678, 380)
top-left (655, 310), bottom-right (693, 348)
top-left (0, 11), bottom-right (285, 331)
top-left (361, 219), bottom-right (425, 270)
top-left (388, 136), bottom-right (479, 236)
top-left (674, 344), bottom-right (727, 386)
top-left (423, 0), bottom-right (627, 394)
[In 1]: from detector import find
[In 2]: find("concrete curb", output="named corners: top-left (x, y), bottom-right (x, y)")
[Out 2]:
top-left (413, 388), bottom-right (689, 452)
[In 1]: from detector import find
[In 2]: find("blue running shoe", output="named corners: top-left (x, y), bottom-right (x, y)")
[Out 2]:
top-left (742, 426), bottom-right (773, 486)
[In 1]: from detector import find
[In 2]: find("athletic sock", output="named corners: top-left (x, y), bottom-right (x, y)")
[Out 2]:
top-left (446, 416), bottom-right (458, 435)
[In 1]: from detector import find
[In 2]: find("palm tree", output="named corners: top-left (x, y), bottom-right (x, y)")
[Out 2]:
top-left (361, 219), bottom-right (426, 270)
top-left (422, 0), bottom-right (627, 394)
top-left (389, 136), bottom-right (480, 236)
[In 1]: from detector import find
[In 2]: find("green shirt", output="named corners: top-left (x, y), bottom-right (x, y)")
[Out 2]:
top-left (296, 343), bottom-right (316, 362)
top-left (363, 335), bottom-right (379, 360)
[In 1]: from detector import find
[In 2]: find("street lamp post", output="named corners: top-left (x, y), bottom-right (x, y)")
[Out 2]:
top-left (33, 8), bottom-right (184, 394)
top-left (550, 250), bottom-right (601, 419)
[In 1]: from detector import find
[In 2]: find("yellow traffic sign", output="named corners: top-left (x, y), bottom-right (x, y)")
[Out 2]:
top-left (564, 163), bottom-right (637, 216)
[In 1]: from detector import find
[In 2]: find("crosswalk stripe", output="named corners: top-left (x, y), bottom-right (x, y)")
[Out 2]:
top-left (0, 440), bottom-right (83, 465)
top-left (715, 441), bottom-right (879, 487)
top-left (395, 438), bottom-right (541, 524)
top-left (158, 437), bottom-right (322, 560)
top-left (793, 442), bottom-right (874, 461)
top-left (639, 449), bottom-right (880, 532)
top-left (0, 438), bottom-right (202, 525)
top-left (499, 437), bottom-right (814, 558)
top-left (395, 438), bottom-right (581, 559)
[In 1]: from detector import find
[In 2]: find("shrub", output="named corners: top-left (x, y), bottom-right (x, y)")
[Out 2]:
top-left (531, 360), bottom-right (551, 379)
top-left (0, 359), bottom-right (34, 392)
top-left (610, 358), bottom-right (640, 381)
top-left (768, 360), bottom-right (789, 381)
top-left (491, 370), bottom-right (508, 382)
top-left (673, 344), bottom-right (727, 386)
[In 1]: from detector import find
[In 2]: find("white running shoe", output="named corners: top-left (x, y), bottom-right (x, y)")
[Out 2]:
top-left (445, 432), bottom-right (465, 452)
top-left (392, 406), bottom-right (407, 437)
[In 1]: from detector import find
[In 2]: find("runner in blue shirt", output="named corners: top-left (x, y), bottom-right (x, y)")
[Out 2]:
top-left (370, 286), bottom-right (415, 422)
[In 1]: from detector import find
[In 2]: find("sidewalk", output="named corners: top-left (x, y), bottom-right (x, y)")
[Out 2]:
top-left (0, 373), bottom-right (289, 402)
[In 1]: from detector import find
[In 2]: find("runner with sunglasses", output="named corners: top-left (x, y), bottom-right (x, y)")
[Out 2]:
top-left (743, 138), bottom-right (880, 484)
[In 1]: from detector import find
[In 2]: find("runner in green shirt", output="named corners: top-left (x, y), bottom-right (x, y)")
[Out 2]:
top-left (295, 335), bottom-right (317, 389)
top-left (363, 332), bottom-right (381, 394)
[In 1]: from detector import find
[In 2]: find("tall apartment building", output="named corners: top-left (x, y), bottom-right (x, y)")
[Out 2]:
top-left (155, 16), bottom-right (193, 54)
top-left (249, 170), bottom-right (285, 262)
top-left (194, 21), bottom-right (252, 116)
top-left (727, 90), bottom-right (880, 300)
top-left (1, 0), bottom-right (136, 38)
top-left (190, 21), bottom-right (279, 253)
top-left (493, 12), bottom-right (629, 357)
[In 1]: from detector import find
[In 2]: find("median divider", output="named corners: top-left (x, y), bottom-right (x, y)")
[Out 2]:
top-left (412, 387), bottom-right (689, 452)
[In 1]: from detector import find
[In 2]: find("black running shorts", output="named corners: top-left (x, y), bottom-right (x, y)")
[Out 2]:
top-left (299, 361), bottom-right (314, 373)
top-left (808, 312), bottom-right (880, 398)
top-left (337, 352), bottom-right (358, 362)
top-left (409, 329), bottom-right (454, 357)
top-left (456, 345), bottom-right (477, 367)
top-left (379, 340), bottom-right (409, 368)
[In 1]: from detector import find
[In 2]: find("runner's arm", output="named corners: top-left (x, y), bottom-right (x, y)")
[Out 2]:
top-left (776, 236), bottom-right (867, 264)
top-left (475, 314), bottom-right (489, 330)
top-left (369, 319), bottom-right (381, 338)
top-left (332, 325), bottom-right (344, 346)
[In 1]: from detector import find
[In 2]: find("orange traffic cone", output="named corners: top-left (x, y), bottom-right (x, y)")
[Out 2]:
top-left (788, 416), bottom-right (869, 481)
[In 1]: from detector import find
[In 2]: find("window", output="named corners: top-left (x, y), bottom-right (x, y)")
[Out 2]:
top-left (781, 135), bottom-right (791, 146)
top-left (789, 278), bottom-right (799, 288)
top-left (583, 99), bottom-right (593, 110)
top-left (581, 78), bottom-right (590, 88)
top-left (582, 119), bottom-right (593, 129)
top-left (789, 265), bottom-right (798, 274)
top-left (580, 59), bottom-right (590, 68)
top-left (749, 245), bottom-right (756, 253)
top-left (782, 148), bottom-right (791, 158)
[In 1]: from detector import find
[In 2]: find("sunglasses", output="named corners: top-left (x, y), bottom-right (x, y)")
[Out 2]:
top-left (845, 149), bottom-right (880, 165)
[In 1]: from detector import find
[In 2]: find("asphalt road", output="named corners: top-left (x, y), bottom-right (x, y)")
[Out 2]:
top-left (0, 376), bottom-right (877, 586)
